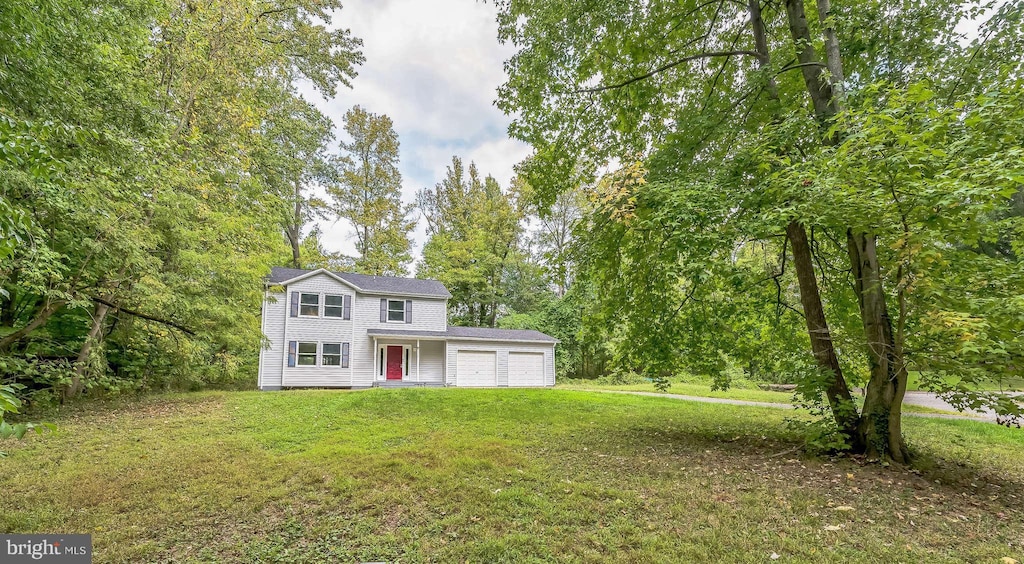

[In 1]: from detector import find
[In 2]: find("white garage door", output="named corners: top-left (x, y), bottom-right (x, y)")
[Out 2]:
top-left (508, 352), bottom-right (546, 387)
top-left (457, 350), bottom-right (497, 387)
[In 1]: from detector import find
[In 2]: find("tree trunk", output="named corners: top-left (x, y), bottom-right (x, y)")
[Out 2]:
top-left (288, 178), bottom-right (303, 268)
top-left (66, 301), bottom-right (111, 400)
top-left (783, 0), bottom-right (910, 460)
top-left (0, 269), bottom-right (18, 327)
top-left (0, 300), bottom-right (65, 352)
top-left (787, 221), bottom-right (862, 448)
top-left (847, 230), bottom-right (910, 462)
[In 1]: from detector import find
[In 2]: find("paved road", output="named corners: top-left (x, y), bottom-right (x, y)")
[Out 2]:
top-left (593, 389), bottom-right (1009, 424)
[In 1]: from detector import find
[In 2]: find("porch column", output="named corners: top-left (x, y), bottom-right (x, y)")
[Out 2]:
top-left (372, 336), bottom-right (378, 381)
top-left (416, 339), bottom-right (420, 381)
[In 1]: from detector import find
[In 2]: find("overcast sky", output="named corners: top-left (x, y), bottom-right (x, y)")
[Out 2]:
top-left (301, 0), bottom-right (530, 260)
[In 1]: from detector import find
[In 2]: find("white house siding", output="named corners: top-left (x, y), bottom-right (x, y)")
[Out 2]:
top-left (351, 295), bottom-right (448, 387)
top-left (417, 340), bottom-right (445, 383)
top-left (445, 341), bottom-right (555, 387)
top-left (258, 291), bottom-right (286, 389)
top-left (280, 273), bottom-right (356, 387)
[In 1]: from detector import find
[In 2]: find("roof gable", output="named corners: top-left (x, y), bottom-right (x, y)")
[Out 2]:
top-left (267, 267), bottom-right (452, 299)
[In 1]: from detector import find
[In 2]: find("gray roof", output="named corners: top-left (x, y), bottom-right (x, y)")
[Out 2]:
top-left (368, 326), bottom-right (559, 343)
top-left (267, 267), bottom-right (451, 298)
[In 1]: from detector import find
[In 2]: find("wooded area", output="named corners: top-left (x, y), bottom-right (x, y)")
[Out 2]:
top-left (494, 0), bottom-right (1024, 459)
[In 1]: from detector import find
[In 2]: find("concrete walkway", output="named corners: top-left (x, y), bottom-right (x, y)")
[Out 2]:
top-left (592, 389), bottom-right (1001, 424)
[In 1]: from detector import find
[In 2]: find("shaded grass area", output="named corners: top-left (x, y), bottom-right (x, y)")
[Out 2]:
top-left (1, 389), bottom-right (1022, 562)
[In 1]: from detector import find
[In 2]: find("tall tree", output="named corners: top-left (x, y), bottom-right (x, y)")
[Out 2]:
top-left (417, 157), bottom-right (527, 326)
top-left (496, 0), bottom-right (1024, 460)
top-left (255, 92), bottom-right (335, 269)
top-left (328, 106), bottom-right (414, 276)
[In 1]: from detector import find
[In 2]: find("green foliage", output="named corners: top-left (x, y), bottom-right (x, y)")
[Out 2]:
top-left (0, 383), bottom-right (54, 457)
top-left (417, 157), bottom-right (532, 327)
top-left (0, 0), bottom-right (363, 397)
top-left (495, 0), bottom-right (1024, 443)
top-left (327, 106), bottom-right (414, 276)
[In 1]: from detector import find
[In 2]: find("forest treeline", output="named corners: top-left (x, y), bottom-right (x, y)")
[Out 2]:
top-left (0, 0), bottom-right (597, 405)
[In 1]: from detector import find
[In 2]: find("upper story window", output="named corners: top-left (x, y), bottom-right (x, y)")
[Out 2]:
top-left (387, 299), bottom-right (405, 322)
top-left (324, 295), bottom-right (345, 318)
top-left (299, 293), bottom-right (319, 316)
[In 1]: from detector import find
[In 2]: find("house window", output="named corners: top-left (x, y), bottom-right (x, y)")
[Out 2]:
top-left (297, 342), bottom-right (317, 366)
top-left (322, 343), bottom-right (341, 366)
top-left (387, 299), bottom-right (405, 322)
top-left (324, 295), bottom-right (345, 318)
top-left (299, 293), bottom-right (320, 316)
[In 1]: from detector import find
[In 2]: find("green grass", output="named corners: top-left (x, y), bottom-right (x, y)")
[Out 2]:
top-left (558, 378), bottom-right (967, 416)
top-left (559, 378), bottom-right (796, 403)
top-left (1, 389), bottom-right (1023, 563)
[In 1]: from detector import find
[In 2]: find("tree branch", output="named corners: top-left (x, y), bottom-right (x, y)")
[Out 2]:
top-left (575, 51), bottom-right (761, 94)
top-left (90, 296), bottom-right (197, 336)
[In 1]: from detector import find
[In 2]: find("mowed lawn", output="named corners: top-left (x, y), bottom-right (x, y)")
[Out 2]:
top-left (2, 390), bottom-right (1023, 563)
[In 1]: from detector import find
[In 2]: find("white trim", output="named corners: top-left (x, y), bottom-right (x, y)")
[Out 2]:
top-left (416, 339), bottom-right (420, 382)
top-left (384, 298), bottom-right (406, 323)
top-left (281, 290), bottom-right (291, 385)
top-left (297, 292), bottom-right (321, 318)
top-left (323, 293), bottom-right (348, 319)
top-left (377, 343), bottom-right (413, 380)
top-left (295, 341), bottom-right (319, 367)
top-left (258, 289), bottom-right (267, 389)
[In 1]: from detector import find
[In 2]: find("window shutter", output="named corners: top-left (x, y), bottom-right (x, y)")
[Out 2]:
top-left (405, 300), bottom-right (412, 324)
top-left (287, 341), bottom-right (297, 367)
top-left (343, 295), bottom-right (352, 320)
top-left (341, 343), bottom-right (350, 368)
top-left (380, 298), bottom-right (387, 322)
top-left (289, 292), bottom-right (299, 317)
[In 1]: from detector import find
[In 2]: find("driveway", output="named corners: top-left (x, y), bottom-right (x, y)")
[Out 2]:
top-left (593, 389), bottom-right (1013, 424)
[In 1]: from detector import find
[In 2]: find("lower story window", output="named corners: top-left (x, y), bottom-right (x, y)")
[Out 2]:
top-left (297, 342), bottom-right (317, 366)
top-left (322, 343), bottom-right (341, 366)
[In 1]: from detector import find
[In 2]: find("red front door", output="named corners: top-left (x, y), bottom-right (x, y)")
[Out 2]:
top-left (386, 346), bottom-right (404, 380)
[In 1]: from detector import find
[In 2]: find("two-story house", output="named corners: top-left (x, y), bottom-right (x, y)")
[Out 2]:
top-left (258, 267), bottom-right (558, 389)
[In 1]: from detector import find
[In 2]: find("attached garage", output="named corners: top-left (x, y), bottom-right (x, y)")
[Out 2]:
top-left (367, 326), bottom-right (558, 388)
top-left (456, 350), bottom-right (497, 387)
top-left (508, 352), bottom-right (546, 387)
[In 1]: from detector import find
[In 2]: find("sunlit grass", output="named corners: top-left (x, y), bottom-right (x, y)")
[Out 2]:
top-left (1, 389), bottom-right (1021, 562)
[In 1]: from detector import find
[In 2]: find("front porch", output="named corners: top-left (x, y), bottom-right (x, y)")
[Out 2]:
top-left (370, 335), bottom-right (446, 385)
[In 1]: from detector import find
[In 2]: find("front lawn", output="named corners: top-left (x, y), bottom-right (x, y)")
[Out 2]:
top-left (1, 389), bottom-right (1022, 562)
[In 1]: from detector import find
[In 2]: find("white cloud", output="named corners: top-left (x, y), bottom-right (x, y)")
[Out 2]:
top-left (297, 0), bottom-right (531, 263)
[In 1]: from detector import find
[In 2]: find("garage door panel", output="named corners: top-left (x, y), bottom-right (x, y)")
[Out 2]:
top-left (457, 350), bottom-right (496, 387)
top-left (508, 352), bottom-right (545, 387)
